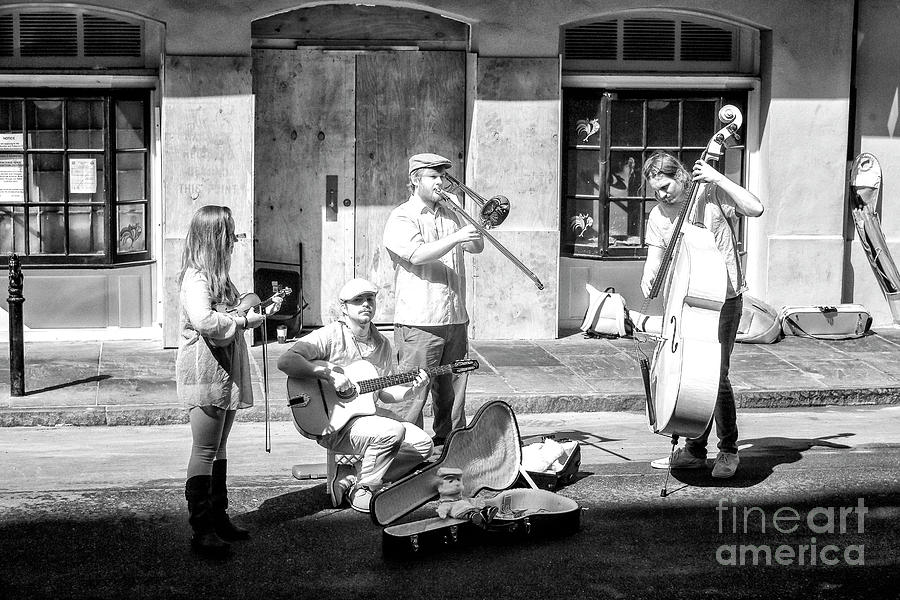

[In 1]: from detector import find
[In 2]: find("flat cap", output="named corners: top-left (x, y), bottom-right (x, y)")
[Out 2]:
top-left (338, 278), bottom-right (379, 302)
top-left (408, 152), bottom-right (451, 175)
top-left (436, 467), bottom-right (463, 478)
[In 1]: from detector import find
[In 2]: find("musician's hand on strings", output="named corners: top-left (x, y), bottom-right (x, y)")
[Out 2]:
top-left (691, 159), bottom-right (724, 184)
top-left (410, 369), bottom-right (430, 395)
top-left (329, 369), bottom-right (353, 395)
top-left (264, 296), bottom-right (284, 316)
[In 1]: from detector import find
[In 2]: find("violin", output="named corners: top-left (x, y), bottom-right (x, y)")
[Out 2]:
top-left (644, 106), bottom-right (743, 439)
top-left (216, 287), bottom-right (292, 316)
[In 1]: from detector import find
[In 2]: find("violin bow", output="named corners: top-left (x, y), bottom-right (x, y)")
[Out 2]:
top-left (262, 308), bottom-right (271, 453)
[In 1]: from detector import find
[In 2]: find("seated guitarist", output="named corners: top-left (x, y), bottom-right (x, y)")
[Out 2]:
top-left (277, 278), bottom-right (433, 513)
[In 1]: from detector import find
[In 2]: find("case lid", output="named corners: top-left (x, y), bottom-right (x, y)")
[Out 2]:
top-left (371, 401), bottom-right (523, 526)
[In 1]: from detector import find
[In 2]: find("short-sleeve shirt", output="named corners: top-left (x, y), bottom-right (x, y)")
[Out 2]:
top-left (383, 195), bottom-right (468, 326)
top-left (284, 319), bottom-right (397, 376)
top-left (645, 183), bottom-right (746, 298)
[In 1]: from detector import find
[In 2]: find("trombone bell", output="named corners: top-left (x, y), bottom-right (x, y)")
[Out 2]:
top-left (443, 174), bottom-right (510, 229)
top-left (480, 195), bottom-right (510, 229)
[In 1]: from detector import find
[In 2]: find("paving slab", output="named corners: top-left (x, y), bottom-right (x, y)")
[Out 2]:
top-left (1, 328), bottom-right (900, 426)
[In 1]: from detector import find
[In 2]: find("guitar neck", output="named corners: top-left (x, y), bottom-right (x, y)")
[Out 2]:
top-left (357, 364), bottom-right (454, 395)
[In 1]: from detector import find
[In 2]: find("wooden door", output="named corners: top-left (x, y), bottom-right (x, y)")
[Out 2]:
top-left (255, 49), bottom-right (464, 325)
top-left (355, 51), bottom-right (466, 322)
top-left (254, 48), bottom-right (356, 326)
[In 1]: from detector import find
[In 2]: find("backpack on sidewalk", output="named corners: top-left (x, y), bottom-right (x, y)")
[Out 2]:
top-left (580, 284), bottom-right (629, 338)
top-left (779, 304), bottom-right (872, 340)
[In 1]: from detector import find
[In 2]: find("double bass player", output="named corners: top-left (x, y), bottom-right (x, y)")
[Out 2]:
top-left (640, 151), bottom-right (764, 479)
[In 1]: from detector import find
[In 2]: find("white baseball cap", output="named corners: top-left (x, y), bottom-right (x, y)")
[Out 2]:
top-left (339, 278), bottom-right (379, 302)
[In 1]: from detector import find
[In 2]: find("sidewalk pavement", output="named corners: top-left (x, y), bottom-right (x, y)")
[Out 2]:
top-left (2, 327), bottom-right (900, 427)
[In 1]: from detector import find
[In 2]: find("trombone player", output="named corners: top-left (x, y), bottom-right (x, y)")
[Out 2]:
top-left (383, 153), bottom-right (484, 446)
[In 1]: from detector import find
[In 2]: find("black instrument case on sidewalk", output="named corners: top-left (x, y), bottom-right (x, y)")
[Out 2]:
top-left (370, 401), bottom-right (581, 558)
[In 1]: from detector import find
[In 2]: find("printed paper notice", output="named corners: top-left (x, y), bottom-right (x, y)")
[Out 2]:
top-left (0, 133), bottom-right (23, 150)
top-left (0, 156), bottom-right (24, 202)
top-left (69, 158), bottom-right (97, 194)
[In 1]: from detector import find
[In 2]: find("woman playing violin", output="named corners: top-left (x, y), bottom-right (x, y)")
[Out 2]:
top-left (176, 205), bottom-right (282, 557)
top-left (641, 152), bottom-right (764, 479)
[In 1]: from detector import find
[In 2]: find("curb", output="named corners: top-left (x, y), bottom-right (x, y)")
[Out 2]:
top-left (2, 387), bottom-right (899, 427)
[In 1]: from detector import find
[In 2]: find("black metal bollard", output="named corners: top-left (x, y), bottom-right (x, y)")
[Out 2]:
top-left (8, 253), bottom-right (24, 396)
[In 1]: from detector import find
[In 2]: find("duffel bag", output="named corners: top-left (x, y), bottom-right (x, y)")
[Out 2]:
top-left (779, 304), bottom-right (872, 340)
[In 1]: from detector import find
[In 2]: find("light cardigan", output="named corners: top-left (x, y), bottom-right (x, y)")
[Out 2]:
top-left (175, 268), bottom-right (253, 410)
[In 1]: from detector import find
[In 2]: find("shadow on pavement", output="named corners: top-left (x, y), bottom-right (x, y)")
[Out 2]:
top-left (669, 433), bottom-right (855, 491)
top-left (525, 429), bottom-right (632, 461)
top-left (1, 480), bottom-right (897, 600)
top-left (26, 374), bottom-right (112, 395)
top-left (241, 483), bottom-right (332, 525)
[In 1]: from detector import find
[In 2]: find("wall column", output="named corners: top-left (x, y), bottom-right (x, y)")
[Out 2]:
top-left (465, 56), bottom-right (560, 340)
top-left (161, 56), bottom-right (255, 347)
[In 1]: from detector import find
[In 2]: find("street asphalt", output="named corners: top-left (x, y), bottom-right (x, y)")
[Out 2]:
top-left (1, 407), bottom-right (899, 599)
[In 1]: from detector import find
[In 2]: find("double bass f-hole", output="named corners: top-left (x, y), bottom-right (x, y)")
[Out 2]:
top-left (669, 315), bottom-right (678, 353)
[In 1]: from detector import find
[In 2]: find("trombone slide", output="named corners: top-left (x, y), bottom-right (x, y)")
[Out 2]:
top-left (435, 190), bottom-right (544, 290)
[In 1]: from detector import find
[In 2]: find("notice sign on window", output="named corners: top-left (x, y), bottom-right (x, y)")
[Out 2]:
top-left (0, 133), bottom-right (23, 150)
top-left (0, 156), bottom-right (24, 202)
top-left (69, 158), bottom-right (97, 194)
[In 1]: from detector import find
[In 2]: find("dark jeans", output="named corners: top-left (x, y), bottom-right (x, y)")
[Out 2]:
top-left (686, 294), bottom-right (742, 458)
top-left (394, 323), bottom-right (469, 439)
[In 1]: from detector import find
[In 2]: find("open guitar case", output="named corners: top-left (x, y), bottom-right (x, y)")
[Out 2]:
top-left (370, 401), bottom-right (581, 558)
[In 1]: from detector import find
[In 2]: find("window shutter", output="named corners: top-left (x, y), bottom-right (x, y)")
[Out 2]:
top-left (0, 14), bottom-right (13, 57)
top-left (681, 21), bottom-right (733, 61)
top-left (562, 12), bottom-right (754, 74)
top-left (19, 12), bottom-right (77, 57)
top-left (563, 21), bottom-right (617, 60)
top-left (623, 19), bottom-right (675, 61)
top-left (83, 14), bottom-right (142, 57)
top-left (0, 9), bottom-right (149, 67)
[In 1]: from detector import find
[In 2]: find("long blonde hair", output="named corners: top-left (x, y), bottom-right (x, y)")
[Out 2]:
top-left (178, 205), bottom-right (238, 305)
top-left (641, 151), bottom-right (691, 187)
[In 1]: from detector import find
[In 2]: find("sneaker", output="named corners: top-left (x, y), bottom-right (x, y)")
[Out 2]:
top-left (329, 465), bottom-right (357, 508)
top-left (650, 447), bottom-right (707, 470)
top-left (711, 452), bottom-right (739, 479)
top-left (349, 485), bottom-right (374, 514)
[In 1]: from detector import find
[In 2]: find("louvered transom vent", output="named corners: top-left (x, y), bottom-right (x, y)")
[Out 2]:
top-left (681, 21), bottom-right (733, 61)
top-left (84, 14), bottom-right (142, 57)
top-left (0, 9), bottom-right (147, 66)
top-left (563, 13), bottom-right (751, 73)
top-left (20, 12), bottom-right (77, 57)
top-left (0, 14), bottom-right (12, 57)
top-left (624, 19), bottom-right (675, 61)
top-left (563, 21), bottom-right (617, 60)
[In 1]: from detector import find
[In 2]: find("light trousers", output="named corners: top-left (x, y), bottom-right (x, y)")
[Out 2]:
top-left (319, 409), bottom-right (433, 488)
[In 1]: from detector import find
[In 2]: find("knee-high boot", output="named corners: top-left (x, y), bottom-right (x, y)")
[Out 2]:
top-left (185, 475), bottom-right (231, 557)
top-left (210, 460), bottom-right (250, 541)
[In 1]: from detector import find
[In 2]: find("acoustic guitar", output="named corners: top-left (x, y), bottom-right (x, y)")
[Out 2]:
top-left (287, 358), bottom-right (479, 439)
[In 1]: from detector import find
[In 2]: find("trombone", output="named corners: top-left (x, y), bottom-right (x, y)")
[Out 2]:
top-left (443, 173), bottom-right (511, 229)
top-left (435, 182), bottom-right (545, 290)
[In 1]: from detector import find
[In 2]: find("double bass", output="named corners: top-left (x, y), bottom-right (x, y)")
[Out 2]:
top-left (642, 105), bottom-right (743, 439)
